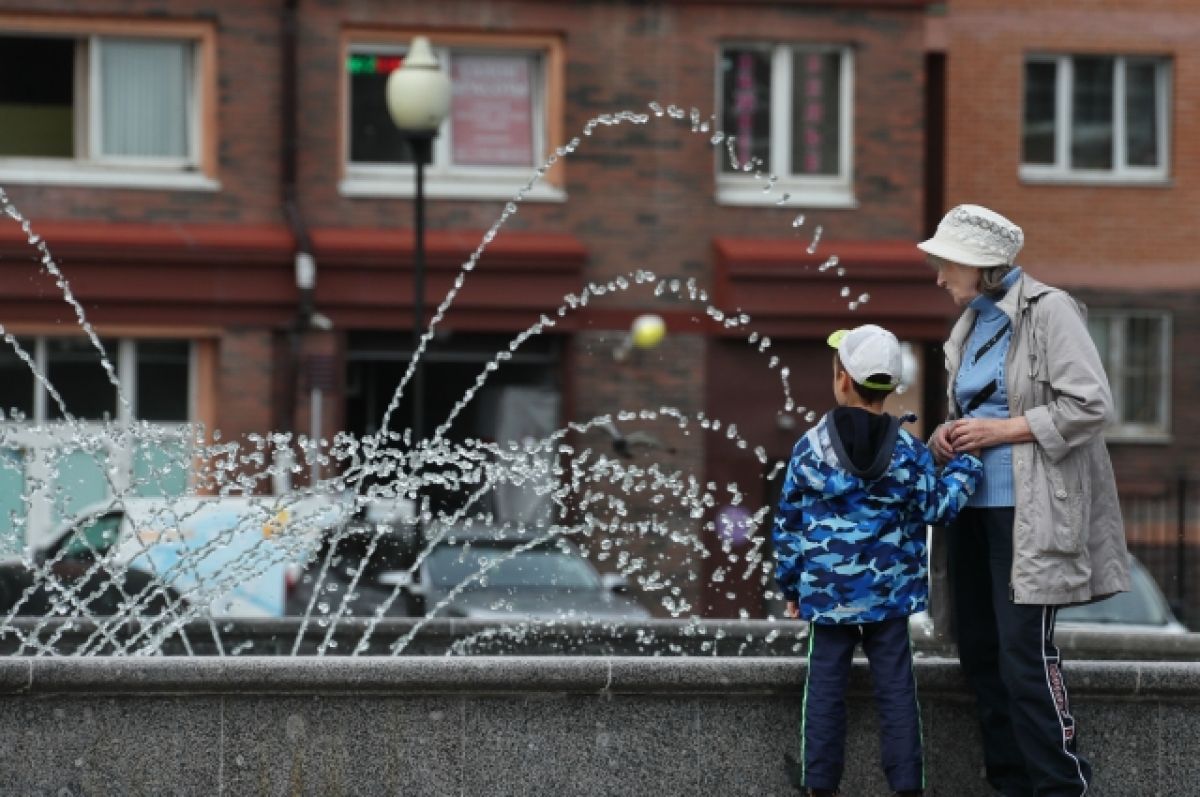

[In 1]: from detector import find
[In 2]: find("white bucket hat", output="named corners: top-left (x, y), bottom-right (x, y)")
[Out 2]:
top-left (918, 204), bottom-right (1024, 268)
top-left (827, 325), bottom-right (902, 391)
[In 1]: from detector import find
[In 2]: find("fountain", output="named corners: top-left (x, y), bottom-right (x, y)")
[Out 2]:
top-left (0, 101), bottom-right (872, 658)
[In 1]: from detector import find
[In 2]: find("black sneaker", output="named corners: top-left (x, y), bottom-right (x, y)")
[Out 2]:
top-left (781, 752), bottom-right (840, 796)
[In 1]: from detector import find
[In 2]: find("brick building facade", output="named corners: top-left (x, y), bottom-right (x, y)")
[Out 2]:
top-left (0, 0), bottom-right (956, 617)
top-left (935, 0), bottom-right (1200, 623)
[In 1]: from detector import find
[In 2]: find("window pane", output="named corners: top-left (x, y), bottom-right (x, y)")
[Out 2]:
top-left (789, 50), bottom-right (841, 176)
top-left (0, 449), bottom-right (26, 555)
top-left (132, 437), bottom-right (189, 497)
top-left (0, 337), bottom-right (35, 419)
top-left (450, 53), bottom-right (535, 167)
top-left (46, 338), bottom-right (118, 421)
top-left (49, 448), bottom-right (110, 529)
top-left (0, 35), bottom-right (74, 157)
top-left (1071, 56), bottom-right (1114, 170)
top-left (348, 52), bottom-right (417, 164)
top-left (1125, 61), bottom-right (1160, 168)
top-left (1023, 61), bottom-right (1057, 165)
top-left (1122, 317), bottom-right (1164, 426)
top-left (1087, 316), bottom-right (1112, 373)
top-left (719, 48), bottom-right (771, 174)
top-left (136, 340), bottom-right (190, 421)
top-left (99, 39), bottom-right (190, 158)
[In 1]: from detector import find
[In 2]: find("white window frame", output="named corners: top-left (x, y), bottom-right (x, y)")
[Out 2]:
top-left (715, 43), bottom-right (855, 208)
top-left (1088, 310), bottom-right (1172, 441)
top-left (0, 28), bottom-right (216, 191)
top-left (1020, 54), bottom-right (1171, 185)
top-left (340, 42), bottom-right (563, 202)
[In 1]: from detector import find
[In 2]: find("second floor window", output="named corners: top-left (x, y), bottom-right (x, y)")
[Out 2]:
top-left (716, 44), bottom-right (853, 207)
top-left (1022, 55), bottom-right (1171, 182)
top-left (0, 34), bottom-right (199, 168)
top-left (343, 35), bottom-right (564, 200)
top-left (1087, 311), bottom-right (1171, 439)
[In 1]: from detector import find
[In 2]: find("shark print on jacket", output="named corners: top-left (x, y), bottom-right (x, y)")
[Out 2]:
top-left (774, 409), bottom-right (982, 625)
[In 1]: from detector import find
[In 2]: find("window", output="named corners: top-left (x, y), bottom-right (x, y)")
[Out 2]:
top-left (716, 44), bottom-right (854, 207)
top-left (1022, 55), bottom-right (1170, 183)
top-left (341, 33), bottom-right (564, 200)
top-left (1087, 311), bottom-right (1170, 438)
top-left (0, 21), bottom-right (215, 189)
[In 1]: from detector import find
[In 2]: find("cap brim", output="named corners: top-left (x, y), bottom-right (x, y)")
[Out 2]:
top-left (917, 237), bottom-right (1007, 268)
top-left (826, 329), bottom-right (849, 350)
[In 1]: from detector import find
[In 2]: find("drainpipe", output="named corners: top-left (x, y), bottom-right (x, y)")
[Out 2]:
top-left (280, 0), bottom-right (317, 491)
top-left (282, 0), bottom-right (314, 326)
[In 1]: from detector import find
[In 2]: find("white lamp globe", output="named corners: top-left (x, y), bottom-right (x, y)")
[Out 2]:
top-left (385, 36), bottom-right (452, 132)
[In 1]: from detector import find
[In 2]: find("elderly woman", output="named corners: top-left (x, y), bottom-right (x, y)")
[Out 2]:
top-left (919, 204), bottom-right (1130, 797)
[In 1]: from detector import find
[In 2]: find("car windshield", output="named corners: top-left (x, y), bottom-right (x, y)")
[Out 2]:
top-left (1057, 561), bottom-right (1172, 626)
top-left (424, 544), bottom-right (601, 590)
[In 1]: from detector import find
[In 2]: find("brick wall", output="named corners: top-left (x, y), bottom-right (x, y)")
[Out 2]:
top-left (0, 0), bottom-right (932, 616)
top-left (941, 0), bottom-right (1200, 485)
top-left (942, 0), bottom-right (1200, 290)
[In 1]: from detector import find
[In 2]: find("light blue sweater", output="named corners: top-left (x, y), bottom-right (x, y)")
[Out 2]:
top-left (954, 268), bottom-right (1022, 507)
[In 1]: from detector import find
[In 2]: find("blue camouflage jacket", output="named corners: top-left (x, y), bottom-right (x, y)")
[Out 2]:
top-left (773, 409), bottom-right (982, 625)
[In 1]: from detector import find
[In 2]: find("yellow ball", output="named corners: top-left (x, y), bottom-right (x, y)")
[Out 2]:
top-left (631, 314), bottom-right (666, 349)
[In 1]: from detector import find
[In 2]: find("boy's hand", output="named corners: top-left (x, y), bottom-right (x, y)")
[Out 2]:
top-left (785, 601), bottom-right (799, 619)
top-left (929, 423), bottom-right (955, 465)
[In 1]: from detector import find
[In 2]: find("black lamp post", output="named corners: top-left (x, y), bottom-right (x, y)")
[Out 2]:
top-left (386, 36), bottom-right (450, 443)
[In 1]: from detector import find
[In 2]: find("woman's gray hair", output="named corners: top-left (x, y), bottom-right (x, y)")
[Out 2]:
top-left (978, 264), bottom-right (1015, 298)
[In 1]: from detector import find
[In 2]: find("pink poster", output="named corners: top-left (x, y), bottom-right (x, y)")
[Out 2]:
top-left (451, 54), bottom-right (534, 167)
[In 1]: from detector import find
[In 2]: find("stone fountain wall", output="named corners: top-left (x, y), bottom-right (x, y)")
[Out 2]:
top-left (1, 656), bottom-right (1194, 796)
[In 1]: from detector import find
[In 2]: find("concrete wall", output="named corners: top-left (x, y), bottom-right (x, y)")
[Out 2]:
top-left (0, 656), bottom-right (1195, 796)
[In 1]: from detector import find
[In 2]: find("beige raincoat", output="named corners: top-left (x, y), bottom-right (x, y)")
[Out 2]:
top-left (937, 272), bottom-right (1130, 605)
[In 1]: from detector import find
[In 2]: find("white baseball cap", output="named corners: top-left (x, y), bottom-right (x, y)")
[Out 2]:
top-left (827, 324), bottom-right (902, 391)
top-left (917, 204), bottom-right (1024, 268)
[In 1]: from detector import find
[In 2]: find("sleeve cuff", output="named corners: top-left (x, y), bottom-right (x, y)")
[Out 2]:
top-left (1026, 406), bottom-right (1070, 463)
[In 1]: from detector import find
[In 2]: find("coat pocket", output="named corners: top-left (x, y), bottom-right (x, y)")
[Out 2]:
top-left (1031, 449), bottom-right (1085, 556)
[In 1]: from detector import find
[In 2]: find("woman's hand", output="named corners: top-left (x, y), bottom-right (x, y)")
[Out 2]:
top-left (929, 423), bottom-right (955, 465)
top-left (948, 417), bottom-right (1035, 453)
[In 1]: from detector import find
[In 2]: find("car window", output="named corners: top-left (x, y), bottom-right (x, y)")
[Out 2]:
top-left (57, 513), bottom-right (123, 559)
top-left (425, 545), bottom-right (601, 590)
top-left (1057, 561), bottom-right (1171, 626)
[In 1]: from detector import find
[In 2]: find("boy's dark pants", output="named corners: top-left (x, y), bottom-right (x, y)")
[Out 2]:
top-left (948, 507), bottom-right (1092, 797)
top-left (800, 615), bottom-right (923, 792)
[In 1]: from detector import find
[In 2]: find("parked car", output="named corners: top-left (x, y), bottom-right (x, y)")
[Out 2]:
top-left (373, 525), bottom-right (652, 622)
top-left (1056, 556), bottom-right (1187, 634)
top-left (910, 554), bottom-right (1187, 640)
top-left (283, 498), bottom-right (420, 618)
top-left (289, 516), bottom-right (652, 622)
top-left (0, 495), bottom-right (347, 619)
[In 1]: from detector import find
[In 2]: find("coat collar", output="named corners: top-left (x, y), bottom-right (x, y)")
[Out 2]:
top-left (947, 272), bottom-right (1056, 355)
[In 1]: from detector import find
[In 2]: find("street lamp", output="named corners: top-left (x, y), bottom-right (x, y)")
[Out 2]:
top-left (386, 36), bottom-right (451, 443)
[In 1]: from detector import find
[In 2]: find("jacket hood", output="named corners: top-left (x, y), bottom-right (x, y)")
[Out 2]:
top-left (802, 409), bottom-right (914, 494)
top-left (829, 407), bottom-right (902, 480)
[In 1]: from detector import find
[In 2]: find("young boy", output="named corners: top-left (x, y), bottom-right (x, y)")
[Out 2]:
top-left (773, 324), bottom-right (982, 797)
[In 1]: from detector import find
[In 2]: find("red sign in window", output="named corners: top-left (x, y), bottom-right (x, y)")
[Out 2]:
top-left (451, 54), bottom-right (534, 167)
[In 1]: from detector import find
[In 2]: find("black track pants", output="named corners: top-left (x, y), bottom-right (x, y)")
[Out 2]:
top-left (800, 615), bottom-right (924, 792)
top-left (948, 507), bottom-right (1092, 797)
